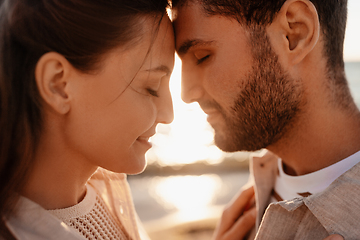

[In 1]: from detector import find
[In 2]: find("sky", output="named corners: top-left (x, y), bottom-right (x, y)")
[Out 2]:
top-left (344, 0), bottom-right (360, 61)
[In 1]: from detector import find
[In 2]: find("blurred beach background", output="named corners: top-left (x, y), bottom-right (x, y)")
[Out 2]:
top-left (128, 1), bottom-right (360, 239)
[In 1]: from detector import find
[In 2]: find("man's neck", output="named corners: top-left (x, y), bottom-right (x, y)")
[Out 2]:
top-left (267, 105), bottom-right (360, 176)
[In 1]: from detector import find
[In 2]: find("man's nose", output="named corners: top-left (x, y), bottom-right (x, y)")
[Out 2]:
top-left (181, 65), bottom-right (204, 104)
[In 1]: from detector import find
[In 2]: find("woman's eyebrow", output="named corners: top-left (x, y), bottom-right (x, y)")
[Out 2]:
top-left (145, 65), bottom-right (172, 76)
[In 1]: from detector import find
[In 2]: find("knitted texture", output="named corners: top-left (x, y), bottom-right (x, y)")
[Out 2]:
top-left (49, 185), bottom-right (128, 240)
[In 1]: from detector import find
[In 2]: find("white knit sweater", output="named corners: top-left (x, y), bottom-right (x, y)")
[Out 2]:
top-left (48, 185), bottom-right (128, 240)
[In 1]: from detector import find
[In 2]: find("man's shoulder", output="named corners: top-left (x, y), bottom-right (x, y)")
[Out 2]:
top-left (345, 160), bottom-right (360, 178)
top-left (300, 162), bottom-right (360, 239)
top-left (327, 161), bottom-right (360, 189)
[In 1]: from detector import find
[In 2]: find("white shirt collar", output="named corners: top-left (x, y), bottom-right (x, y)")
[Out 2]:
top-left (275, 150), bottom-right (360, 200)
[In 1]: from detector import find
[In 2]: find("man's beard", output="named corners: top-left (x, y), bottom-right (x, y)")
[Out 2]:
top-left (212, 27), bottom-right (304, 152)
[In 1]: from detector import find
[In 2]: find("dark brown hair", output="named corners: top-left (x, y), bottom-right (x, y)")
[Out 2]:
top-left (0, 0), bottom-right (168, 238)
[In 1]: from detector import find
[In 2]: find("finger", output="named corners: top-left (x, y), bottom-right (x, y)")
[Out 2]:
top-left (222, 207), bottom-right (256, 240)
top-left (213, 186), bottom-right (255, 239)
top-left (322, 234), bottom-right (344, 240)
top-left (244, 194), bottom-right (256, 211)
top-left (226, 186), bottom-right (255, 223)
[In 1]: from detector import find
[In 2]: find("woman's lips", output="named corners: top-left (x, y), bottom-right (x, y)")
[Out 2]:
top-left (136, 136), bottom-right (153, 148)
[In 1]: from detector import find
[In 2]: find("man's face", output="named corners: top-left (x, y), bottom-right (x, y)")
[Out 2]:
top-left (174, 2), bottom-right (304, 152)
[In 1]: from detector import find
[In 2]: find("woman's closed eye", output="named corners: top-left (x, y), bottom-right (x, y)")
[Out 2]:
top-left (146, 88), bottom-right (159, 97)
top-left (132, 71), bottom-right (164, 97)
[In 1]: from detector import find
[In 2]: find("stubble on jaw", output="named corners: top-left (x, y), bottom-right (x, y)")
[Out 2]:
top-left (213, 26), bottom-right (305, 152)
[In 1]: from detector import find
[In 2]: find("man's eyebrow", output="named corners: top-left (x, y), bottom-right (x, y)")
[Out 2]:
top-left (145, 65), bottom-right (172, 76)
top-left (177, 39), bottom-right (214, 55)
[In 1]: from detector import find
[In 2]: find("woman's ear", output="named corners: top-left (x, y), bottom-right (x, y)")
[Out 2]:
top-left (267, 0), bottom-right (320, 66)
top-left (35, 52), bottom-right (72, 114)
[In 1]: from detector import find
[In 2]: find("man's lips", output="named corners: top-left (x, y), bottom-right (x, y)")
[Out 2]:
top-left (201, 108), bottom-right (221, 124)
top-left (202, 109), bottom-right (218, 115)
top-left (200, 107), bottom-right (220, 117)
top-left (199, 101), bottom-right (222, 115)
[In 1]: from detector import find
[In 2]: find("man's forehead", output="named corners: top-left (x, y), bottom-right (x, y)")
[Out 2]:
top-left (171, 0), bottom-right (202, 14)
top-left (173, 0), bottom-right (204, 24)
top-left (173, 1), bottom-right (212, 48)
top-left (173, 2), bottom-right (244, 53)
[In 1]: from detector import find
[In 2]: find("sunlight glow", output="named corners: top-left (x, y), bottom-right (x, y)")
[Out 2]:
top-left (344, 0), bottom-right (360, 62)
top-left (147, 56), bottom-right (226, 166)
top-left (150, 175), bottom-right (222, 216)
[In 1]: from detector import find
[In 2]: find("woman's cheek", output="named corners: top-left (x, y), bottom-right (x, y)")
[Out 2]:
top-left (140, 97), bottom-right (158, 127)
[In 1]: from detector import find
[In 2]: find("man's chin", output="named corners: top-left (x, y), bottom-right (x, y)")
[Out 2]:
top-left (214, 132), bottom-right (265, 152)
top-left (213, 134), bottom-right (240, 152)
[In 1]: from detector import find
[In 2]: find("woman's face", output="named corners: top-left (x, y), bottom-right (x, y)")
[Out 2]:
top-left (65, 16), bottom-right (175, 174)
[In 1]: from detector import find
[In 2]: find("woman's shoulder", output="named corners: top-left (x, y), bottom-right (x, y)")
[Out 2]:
top-left (88, 168), bottom-right (142, 240)
top-left (5, 197), bottom-right (85, 240)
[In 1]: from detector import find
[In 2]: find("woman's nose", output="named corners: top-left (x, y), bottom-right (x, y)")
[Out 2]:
top-left (156, 87), bottom-right (174, 124)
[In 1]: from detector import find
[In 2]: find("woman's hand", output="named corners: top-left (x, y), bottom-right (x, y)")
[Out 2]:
top-left (212, 185), bottom-right (256, 240)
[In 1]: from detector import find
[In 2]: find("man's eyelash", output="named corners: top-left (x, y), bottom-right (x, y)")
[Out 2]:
top-left (147, 88), bottom-right (159, 97)
top-left (197, 55), bottom-right (210, 65)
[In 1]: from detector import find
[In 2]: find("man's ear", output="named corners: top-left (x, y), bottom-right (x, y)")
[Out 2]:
top-left (267, 0), bottom-right (320, 66)
top-left (35, 52), bottom-right (72, 114)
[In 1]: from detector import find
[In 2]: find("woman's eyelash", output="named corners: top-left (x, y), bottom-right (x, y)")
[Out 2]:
top-left (147, 88), bottom-right (159, 97)
top-left (197, 55), bottom-right (210, 65)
